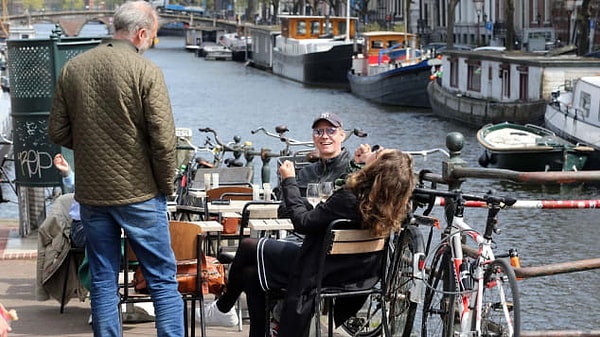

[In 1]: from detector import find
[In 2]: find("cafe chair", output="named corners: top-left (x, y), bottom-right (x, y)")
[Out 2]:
top-left (216, 200), bottom-right (281, 331)
top-left (314, 219), bottom-right (386, 337)
top-left (192, 167), bottom-right (253, 190)
top-left (120, 221), bottom-right (208, 337)
top-left (203, 186), bottom-right (254, 254)
top-left (264, 218), bottom-right (386, 337)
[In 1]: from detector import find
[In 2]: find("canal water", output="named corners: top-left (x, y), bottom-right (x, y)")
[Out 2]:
top-left (2, 25), bottom-right (600, 331)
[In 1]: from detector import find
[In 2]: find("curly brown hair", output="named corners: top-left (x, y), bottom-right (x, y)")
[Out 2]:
top-left (345, 149), bottom-right (414, 236)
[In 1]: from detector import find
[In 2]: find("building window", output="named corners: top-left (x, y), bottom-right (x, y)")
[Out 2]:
top-left (450, 58), bottom-right (458, 88)
top-left (580, 91), bottom-right (591, 117)
top-left (467, 63), bottom-right (481, 92)
top-left (500, 65), bottom-right (510, 98)
top-left (518, 72), bottom-right (528, 100)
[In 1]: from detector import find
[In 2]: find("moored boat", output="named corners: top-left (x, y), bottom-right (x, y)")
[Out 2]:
top-left (203, 45), bottom-right (232, 61)
top-left (272, 15), bottom-right (358, 88)
top-left (184, 26), bottom-right (226, 56)
top-left (545, 76), bottom-right (600, 151)
top-left (545, 76), bottom-right (600, 170)
top-left (247, 26), bottom-right (281, 70)
top-left (221, 31), bottom-right (252, 62)
top-left (428, 48), bottom-right (600, 129)
top-left (347, 31), bottom-right (435, 107)
top-left (476, 122), bottom-right (593, 172)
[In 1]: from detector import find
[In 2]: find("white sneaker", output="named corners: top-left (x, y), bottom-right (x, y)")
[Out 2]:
top-left (195, 300), bottom-right (238, 327)
top-left (88, 313), bottom-right (93, 325)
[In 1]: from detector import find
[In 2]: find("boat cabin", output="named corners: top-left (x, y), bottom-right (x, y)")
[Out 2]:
top-left (279, 16), bottom-right (356, 40)
top-left (565, 77), bottom-right (600, 127)
top-left (360, 31), bottom-right (421, 65)
top-left (185, 26), bottom-right (226, 52)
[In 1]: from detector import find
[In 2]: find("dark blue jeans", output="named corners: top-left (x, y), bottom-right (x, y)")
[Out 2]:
top-left (81, 194), bottom-right (184, 337)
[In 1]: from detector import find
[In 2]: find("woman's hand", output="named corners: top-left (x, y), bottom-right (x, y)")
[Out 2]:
top-left (53, 154), bottom-right (70, 177)
top-left (279, 160), bottom-right (296, 179)
top-left (354, 144), bottom-right (371, 163)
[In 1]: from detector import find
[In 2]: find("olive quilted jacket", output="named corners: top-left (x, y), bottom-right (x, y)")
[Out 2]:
top-left (49, 39), bottom-right (176, 206)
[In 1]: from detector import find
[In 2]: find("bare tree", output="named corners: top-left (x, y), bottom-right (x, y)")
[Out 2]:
top-left (505, 0), bottom-right (514, 50)
top-left (576, 0), bottom-right (592, 55)
top-left (445, 0), bottom-right (459, 49)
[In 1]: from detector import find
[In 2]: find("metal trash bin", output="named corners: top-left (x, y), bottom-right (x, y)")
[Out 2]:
top-left (7, 26), bottom-right (103, 236)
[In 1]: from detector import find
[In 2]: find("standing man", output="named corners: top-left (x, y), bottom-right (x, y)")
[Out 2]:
top-left (48, 2), bottom-right (183, 337)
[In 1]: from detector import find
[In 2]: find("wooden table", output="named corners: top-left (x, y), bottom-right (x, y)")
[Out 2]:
top-left (187, 220), bottom-right (223, 256)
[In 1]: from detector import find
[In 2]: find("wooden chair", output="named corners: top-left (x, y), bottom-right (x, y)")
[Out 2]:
top-left (205, 186), bottom-right (253, 202)
top-left (191, 167), bottom-right (253, 190)
top-left (216, 201), bottom-right (281, 331)
top-left (313, 219), bottom-right (387, 337)
top-left (120, 221), bottom-right (208, 337)
top-left (265, 219), bottom-right (386, 337)
top-left (203, 186), bottom-right (253, 254)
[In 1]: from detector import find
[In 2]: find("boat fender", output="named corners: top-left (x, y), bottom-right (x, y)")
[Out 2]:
top-left (478, 151), bottom-right (490, 167)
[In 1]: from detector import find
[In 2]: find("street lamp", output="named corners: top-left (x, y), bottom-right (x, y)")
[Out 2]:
top-left (473, 0), bottom-right (484, 46)
top-left (565, 0), bottom-right (575, 44)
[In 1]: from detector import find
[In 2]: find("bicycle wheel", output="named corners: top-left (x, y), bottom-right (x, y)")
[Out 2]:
top-left (340, 291), bottom-right (384, 337)
top-left (384, 225), bottom-right (424, 337)
top-left (421, 245), bottom-right (455, 337)
top-left (478, 258), bottom-right (520, 337)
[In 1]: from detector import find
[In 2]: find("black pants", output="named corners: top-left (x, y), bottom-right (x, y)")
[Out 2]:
top-left (216, 238), bottom-right (266, 337)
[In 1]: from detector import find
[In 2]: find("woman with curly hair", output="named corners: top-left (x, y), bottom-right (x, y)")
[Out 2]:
top-left (199, 147), bottom-right (414, 337)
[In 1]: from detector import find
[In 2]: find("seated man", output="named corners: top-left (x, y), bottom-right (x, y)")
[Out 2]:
top-left (278, 112), bottom-right (359, 218)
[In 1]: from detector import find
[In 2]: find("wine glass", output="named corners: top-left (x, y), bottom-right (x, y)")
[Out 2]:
top-left (306, 183), bottom-right (320, 208)
top-left (319, 181), bottom-right (334, 202)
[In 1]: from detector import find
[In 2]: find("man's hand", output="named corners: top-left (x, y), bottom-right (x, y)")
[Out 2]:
top-left (279, 160), bottom-right (296, 179)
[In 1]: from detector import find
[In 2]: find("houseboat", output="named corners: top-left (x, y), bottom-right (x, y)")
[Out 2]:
top-left (184, 26), bottom-right (226, 56)
top-left (272, 15), bottom-right (358, 88)
top-left (247, 26), bottom-right (280, 70)
top-left (428, 49), bottom-right (600, 129)
top-left (545, 76), bottom-right (600, 169)
top-left (348, 31), bottom-right (435, 107)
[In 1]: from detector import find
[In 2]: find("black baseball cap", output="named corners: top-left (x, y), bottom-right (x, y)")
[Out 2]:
top-left (311, 112), bottom-right (343, 128)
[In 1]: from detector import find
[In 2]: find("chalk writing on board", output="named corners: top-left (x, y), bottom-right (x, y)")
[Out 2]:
top-left (17, 149), bottom-right (53, 179)
top-left (12, 116), bottom-right (60, 185)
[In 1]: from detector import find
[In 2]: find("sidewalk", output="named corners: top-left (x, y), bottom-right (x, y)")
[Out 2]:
top-left (0, 219), bottom-right (348, 337)
top-left (0, 219), bottom-right (248, 337)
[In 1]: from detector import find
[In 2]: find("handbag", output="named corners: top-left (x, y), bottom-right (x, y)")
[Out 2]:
top-left (132, 254), bottom-right (226, 295)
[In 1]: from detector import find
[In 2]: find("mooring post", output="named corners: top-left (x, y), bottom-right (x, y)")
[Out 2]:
top-left (442, 132), bottom-right (467, 222)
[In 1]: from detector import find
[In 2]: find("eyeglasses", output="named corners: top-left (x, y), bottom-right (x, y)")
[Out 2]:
top-left (313, 127), bottom-right (338, 137)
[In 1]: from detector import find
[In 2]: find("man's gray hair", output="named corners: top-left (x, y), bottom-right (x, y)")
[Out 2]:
top-left (113, 1), bottom-right (157, 38)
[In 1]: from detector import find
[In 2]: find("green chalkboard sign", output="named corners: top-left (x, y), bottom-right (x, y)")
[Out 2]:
top-left (12, 112), bottom-right (61, 187)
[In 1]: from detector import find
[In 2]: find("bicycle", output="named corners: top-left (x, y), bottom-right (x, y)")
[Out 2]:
top-left (0, 134), bottom-right (17, 203)
top-left (173, 135), bottom-right (215, 207)
top-left (199, 127), bottom-right (249, 168)
top-left (415, 187), bottom-right (521, 337)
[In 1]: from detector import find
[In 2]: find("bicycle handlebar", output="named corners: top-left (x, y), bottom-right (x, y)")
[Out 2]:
top-left (0, 134), bottom-right (12, 146)
top-left (412, 187), bottom-right (517, 207)
top-left (405, 148), bottom-right (450, 158)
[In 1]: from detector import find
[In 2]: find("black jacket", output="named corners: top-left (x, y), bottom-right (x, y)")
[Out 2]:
top-left (277, 177), bottom-right (383, 337)
top-left (277, 148), bottom-right (352, 218)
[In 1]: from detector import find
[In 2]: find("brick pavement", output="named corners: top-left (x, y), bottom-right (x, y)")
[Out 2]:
top-left (0, 219), bottom-right (248, 337)
top-left (0, 220), bottom-right (349, 337)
